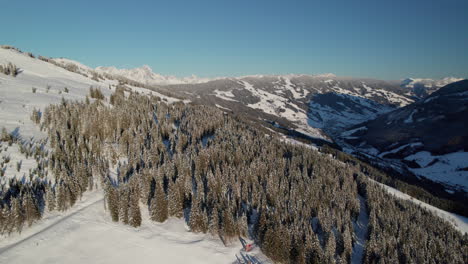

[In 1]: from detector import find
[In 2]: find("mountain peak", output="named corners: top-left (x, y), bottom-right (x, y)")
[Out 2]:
top-left (138, 65), bottom-right (153, 72)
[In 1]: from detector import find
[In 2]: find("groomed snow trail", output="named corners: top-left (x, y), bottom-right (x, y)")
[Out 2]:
top-left (0, 194), bottom-right (104, 255)
top-left (0, 190), bottom-right (270, 264)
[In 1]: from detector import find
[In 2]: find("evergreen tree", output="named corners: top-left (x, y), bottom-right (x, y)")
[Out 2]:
top-left (46, 185), bottom-right (56, 212)
top-left (10, 198), bottom-right (25, 233)
top-left (24, 192), bottom-right (40, 226)
top-left (129, 190), bottom-right (142, 227)
top-left (189, 195), bottom-right (207, 233)
top-left (106, 184), bottom-right (119, 222)
top-left (119, 189), bottom-right (130, 225)
top-left (167, 181), bottom-right (184, 218)
top-left (150, 181), bottom-right (168, 222)
top-left (209, 206), bottom-right (220, 236)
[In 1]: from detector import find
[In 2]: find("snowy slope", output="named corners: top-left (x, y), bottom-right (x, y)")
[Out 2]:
top-left (341, 80), bottom-right (468, 191)
top-left (0, 48), bottom-right (113, 139)
top-left (400, 77), bottom-right (464, 98)
top-left (0, 48), bottom-right (181, 138)
top-left (308, 93), bottom-right (394, 136)
top-left (0, 190), bottom-right (270, 264)
top-left (0, 47), bottom-right (269, 264)
top-left (401, 77), bottom-right (463, 89)
top-left (0, 48), bottom-right (178, 186)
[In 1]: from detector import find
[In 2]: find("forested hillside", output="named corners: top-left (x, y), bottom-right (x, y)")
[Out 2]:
top-left (2, 86), bottom-right (465, 263)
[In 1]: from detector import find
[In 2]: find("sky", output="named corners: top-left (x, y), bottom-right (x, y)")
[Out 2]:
top-left (1, 0), bottom-right (467, 80)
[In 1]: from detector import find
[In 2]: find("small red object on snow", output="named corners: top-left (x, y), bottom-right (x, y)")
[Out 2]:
top-left (245, 243), bottom-right (253, 252)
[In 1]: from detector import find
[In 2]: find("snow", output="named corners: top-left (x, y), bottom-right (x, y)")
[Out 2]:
top-left (424, 95), bottom-right (439, 103)
top-left (404, 151), bottom-right (468, 191)
top-left (371, 180), bottom-right (468, 234)
top-left (308, 93), bottom-right (393, 135)
top-left (215, 104), bottom-right (231, 111)
top-left (0, 47), bottom-right (114, 139)
top-left (403, 110), bottom-right (416, 123)
top-left (351, 195), bottom-right (369, 264)
top-left (377, 142), bottom-right (423, 158)
top-left (52, 57), bottom-right (96, 74)
top-left (96, 65), bottom-right (217, 86)
top-left (239, 80), bottom-right (327, 140)
top-left (126, 84), bottom-right (182, 104)
top-left (341, 126), bottom-right (367, 137)
top-left (0, 190), bottom-right (270, 264)
top-left (401, 77), bottom-right (463, 89)
top-left (279, 135), bottom-right (318, 150)
top-left (213, 89), bottom-right (238, 102)
top-left (282, 77), bottom-right (303, 99)
top-left (0, 141), bottom-right (46, 187)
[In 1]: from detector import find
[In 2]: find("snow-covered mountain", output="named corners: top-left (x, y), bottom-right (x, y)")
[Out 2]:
top-left (95, 65), bottom-right (217, 85)
top-left (401, 77), bottom-right (464, 98)
top-left (163, 75), bottom-right (415, 142)
top-left (341, 79), bottom-right (468, 191)
top-left (401, 77), bottom-right (463, 89)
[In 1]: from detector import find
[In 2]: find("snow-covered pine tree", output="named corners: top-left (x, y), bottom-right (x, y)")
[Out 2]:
top-left (167, 180), bottom-right (183, 218)
top-left (129, 189), bottom-right (142, 227)
top-left (10, 197), bottom-right (25, 233)
top-left (150, 180), bottom-right (168, 223)
top-left (46, 185), bottom-right (56, 212)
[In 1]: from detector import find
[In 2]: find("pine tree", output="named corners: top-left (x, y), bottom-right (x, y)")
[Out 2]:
top-left (167, 181), bottom-right (184, 218)
top-left (0, 207), bottom-right (7, 234)
top-left (221, 205), bottom-right (237, 239)
top-left (238, 213), bottom-right (249, 237)
top-left (56, 181), bottom-right (67, 211)
top-left (150, 181), bottom-right (168, 222)
top-left (10, 198), bottom-right (25, 233)
top-left (325, 232), bottom-right (336, 263)
top-left (189, 195), bottom-right (207, 233)
top-left (129, 190), bottom-right (142, 227)
top-left (24, 192), bottom-right (40, 226)
top-left (209, 206), bottom-right (220, 236)
top-left (46, 186), bottom-right (56, 211)
top-left (119, 188), bottom-right (130, 225)
top-left (106, 184), bottom-right (119, 222)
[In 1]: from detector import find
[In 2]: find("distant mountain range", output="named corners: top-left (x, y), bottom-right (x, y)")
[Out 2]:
top-left (50, 56), bottom-right (466, 191)
top-left (95, 65), bottom-right (217, 85)
top-left (340, 80), bottom-right (468, 191)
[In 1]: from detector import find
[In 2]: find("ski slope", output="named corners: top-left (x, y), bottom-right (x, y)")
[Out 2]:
top-left (0, 190), bottom-right (269, 264)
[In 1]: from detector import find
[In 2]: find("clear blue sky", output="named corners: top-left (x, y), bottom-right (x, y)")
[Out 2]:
top-left (1, 0), bottom-right (467, 80)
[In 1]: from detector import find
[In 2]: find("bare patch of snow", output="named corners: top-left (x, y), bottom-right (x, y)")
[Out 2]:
top-left (405, 151), bottom-right (468, 191)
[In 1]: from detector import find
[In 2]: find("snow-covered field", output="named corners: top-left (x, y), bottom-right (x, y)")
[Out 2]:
top-left (405, 151), bottom-right (468, 191)
top-left (0, 190), bottom-right (268, 264)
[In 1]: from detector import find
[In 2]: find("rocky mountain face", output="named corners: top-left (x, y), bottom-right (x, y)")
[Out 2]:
top-left (340, 80), bottom-right (468, 191)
